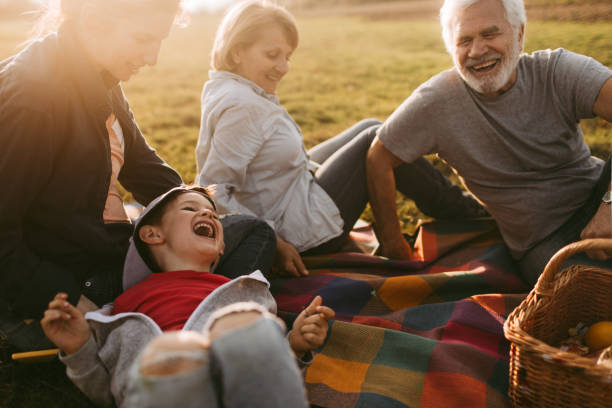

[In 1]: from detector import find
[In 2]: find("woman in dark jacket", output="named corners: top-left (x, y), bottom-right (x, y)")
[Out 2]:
top-left (0, 0), bottom-right (275, 350)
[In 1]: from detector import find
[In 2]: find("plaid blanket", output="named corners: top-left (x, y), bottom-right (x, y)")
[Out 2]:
top-left (270, 219), bottom-right (529, 408)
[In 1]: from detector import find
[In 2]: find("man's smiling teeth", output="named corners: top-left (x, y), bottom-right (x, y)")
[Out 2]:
top-left (194, 222), bottom-right (215, 238)
top-left (472, 60), bottom-right (497, 71)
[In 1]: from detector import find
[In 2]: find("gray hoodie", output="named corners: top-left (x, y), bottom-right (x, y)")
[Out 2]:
top-left (58, 187), bottom-right (310, 407)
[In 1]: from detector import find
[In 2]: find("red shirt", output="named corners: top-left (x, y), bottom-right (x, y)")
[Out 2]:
top-left (112, 270), bottom-right (231, 331)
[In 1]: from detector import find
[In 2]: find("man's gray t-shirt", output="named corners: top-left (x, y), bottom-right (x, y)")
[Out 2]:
top-left (378, 48), bottom-right (612, 257)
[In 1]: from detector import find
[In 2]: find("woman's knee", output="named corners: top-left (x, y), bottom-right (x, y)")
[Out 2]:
top-left (354, 118), bottom-right (382, 131)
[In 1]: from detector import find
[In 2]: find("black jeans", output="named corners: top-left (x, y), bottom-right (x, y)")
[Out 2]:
top-left (215, 214), bottom-right (277, 279)
top-left (518, 155), bottom-right (612, 285)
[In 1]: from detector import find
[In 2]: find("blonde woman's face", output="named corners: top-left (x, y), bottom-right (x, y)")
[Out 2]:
top-left (86, 10), bottom-right (176, 81)
top-left (232, 24), bottom-right (294, 94)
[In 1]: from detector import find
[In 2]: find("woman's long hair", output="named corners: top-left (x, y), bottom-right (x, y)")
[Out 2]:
top-left (30, 0), bottom-right (186, 40)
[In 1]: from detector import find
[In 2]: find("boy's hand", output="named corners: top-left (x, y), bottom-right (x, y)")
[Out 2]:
top-left (289, 296), bottom-right (335, 358)
top-left (41, 293), bottom-right (91, 355)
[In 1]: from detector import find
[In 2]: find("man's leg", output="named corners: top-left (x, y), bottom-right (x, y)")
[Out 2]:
top-left (518, 155), bottom-right (612, 285)
top-left (393, 158), bottom-right (488, 220)
top-left (310, 124), bottom-right (487, 255)
top-left (215, 215), bottom-right (277, 278)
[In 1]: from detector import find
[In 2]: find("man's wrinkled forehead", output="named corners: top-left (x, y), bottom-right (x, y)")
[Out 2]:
top-left (451, 0), bottom-right (509, 33)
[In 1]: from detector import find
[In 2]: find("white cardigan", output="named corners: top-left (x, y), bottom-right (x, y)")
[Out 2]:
top-left (196, 71), bottom-right (343, 252)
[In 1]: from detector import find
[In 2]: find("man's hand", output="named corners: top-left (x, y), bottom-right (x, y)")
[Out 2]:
top-left (288, 296), bottom-right (335, 358)
top-left (273, 237), bottom-right (309, 277)
top-left (378, 236), bottom-right (413, 260)
top-left (580, 197), bottom-right (612, 260)
top-left (367, 137), bottom-right (413, 260)
top-left (41, 293), bottom-right (91, 355)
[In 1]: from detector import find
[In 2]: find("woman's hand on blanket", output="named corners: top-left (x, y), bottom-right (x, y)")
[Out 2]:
top-left (273, 237), bottom-right (309, 277)
top-left (41, 293), bottom-right (91, 355)
top-left (289, 296), bottom-right (335, 358)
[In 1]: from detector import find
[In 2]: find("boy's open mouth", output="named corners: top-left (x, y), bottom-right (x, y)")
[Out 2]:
top-left (193, 222), bottom-right (215, 238)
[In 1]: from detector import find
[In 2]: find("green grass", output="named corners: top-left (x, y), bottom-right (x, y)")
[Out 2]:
top-left (121, 14), bottom-right (612, 230)
top-left (0, 8), bottom-right (611, 407)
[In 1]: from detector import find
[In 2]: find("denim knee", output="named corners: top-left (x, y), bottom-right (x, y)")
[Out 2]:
top-left (126, 347), bottom-right (217, 408)
top-left (209, 317), bottom-right (308, 408)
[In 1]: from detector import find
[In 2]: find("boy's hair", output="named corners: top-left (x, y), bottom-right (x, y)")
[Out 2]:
top-left (136, 185), bottom-right (216, 273)
top-left (211, 0), bottom-right (298, 72)
top-left (139, 185), bottom-right (215, 229)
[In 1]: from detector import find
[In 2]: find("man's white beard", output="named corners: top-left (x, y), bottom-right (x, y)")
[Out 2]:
top-left (457, 40), bottom-right (522, 95)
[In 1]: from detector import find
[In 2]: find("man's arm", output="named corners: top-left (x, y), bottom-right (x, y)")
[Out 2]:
top-left (581, 76), bottom-right (612, 259)
top-left (593, 76), bottom-right (612, 121)
top-left (366, 137), bottom-right (413, 259)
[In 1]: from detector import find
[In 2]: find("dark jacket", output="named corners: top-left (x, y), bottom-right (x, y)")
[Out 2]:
top-left (0, 25), bottom-right (182, 317)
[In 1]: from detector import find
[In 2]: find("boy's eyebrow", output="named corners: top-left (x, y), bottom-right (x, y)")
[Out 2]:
top-left (180, 197), bottom-right (215, 210)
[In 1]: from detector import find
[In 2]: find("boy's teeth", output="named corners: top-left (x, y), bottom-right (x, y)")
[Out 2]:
top-left (194, 223), bottom-right (214, 237)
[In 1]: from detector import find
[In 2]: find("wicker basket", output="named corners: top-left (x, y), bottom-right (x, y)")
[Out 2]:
top-left (504, 238), bottom-right (612, 408)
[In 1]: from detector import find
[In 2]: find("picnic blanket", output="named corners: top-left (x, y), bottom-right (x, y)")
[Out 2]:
top-left (270, 219), bottom-right (530, 408)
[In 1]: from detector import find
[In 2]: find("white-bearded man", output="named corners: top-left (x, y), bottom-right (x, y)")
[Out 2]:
top-left (366, 0), bottom-right (612, 285)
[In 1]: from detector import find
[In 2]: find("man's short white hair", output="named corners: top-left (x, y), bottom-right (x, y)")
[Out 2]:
top-left (440, 0), bottom-right (526, 53)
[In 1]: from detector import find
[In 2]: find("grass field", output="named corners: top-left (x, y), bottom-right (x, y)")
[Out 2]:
top-left (0, 3), bottom-right (611, 407)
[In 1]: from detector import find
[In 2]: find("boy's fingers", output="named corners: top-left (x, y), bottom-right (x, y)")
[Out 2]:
top-left (304, 296), bottom-right (322, 315)
top-left (42, 309), bottom-right (64, 322)
top-left (302, 314), bottom-right (328, 329)
top-left (300, 323), bottom-right (324, 335)
top-left (316, 306), bottom-right (335, 320)
top-left (47, 299), bottom-right (69, 311)
top-left (303, 333), bottom-right (324, 347)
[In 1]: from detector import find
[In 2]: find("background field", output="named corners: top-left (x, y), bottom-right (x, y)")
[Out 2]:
top-left (1, 1), bottom-right (611, 406)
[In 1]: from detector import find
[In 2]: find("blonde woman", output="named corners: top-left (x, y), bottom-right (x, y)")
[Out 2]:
top-left (0, 0), bottom-right (276, 351)
top-left (197, 1), bottom-right (486, 276)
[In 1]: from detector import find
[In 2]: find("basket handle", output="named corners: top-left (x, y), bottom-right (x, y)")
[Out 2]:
top-left (535, 238), bottom-right (612, 296)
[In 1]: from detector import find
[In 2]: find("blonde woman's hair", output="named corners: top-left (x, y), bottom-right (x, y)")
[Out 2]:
top-left (31, 0), bottom-right (186, 40)
top-left (211, 0), bottom-right (299, 72)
